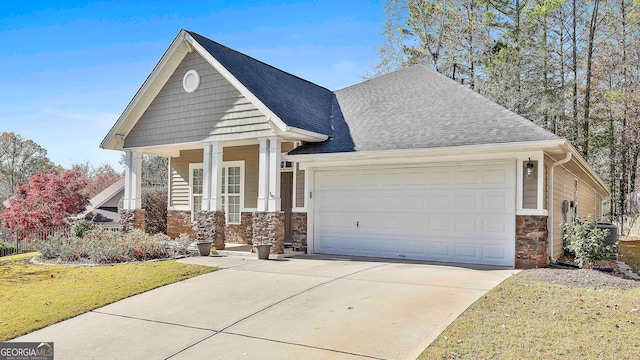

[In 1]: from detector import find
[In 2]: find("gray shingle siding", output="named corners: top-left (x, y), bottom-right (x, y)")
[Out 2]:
top-left (188, 31), bottom-right (334, 136)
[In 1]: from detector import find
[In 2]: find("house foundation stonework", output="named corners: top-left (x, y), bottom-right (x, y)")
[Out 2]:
top-left (515, 215), bottom-right (549, 269)
top-left (225, 212), bottom-right (253, 244)
top-left (167, 210), bottom-right (195, 239)
top-left (119, 209), bottom-right (145, 233)
top-left (291, 212), bottom-right (308, 252)
top-left (252, 212), bottom-right (285, 254)
top-left (195, 210), bottom-right (226, 250)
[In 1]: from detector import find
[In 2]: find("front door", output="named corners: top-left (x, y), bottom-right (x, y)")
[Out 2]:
top-left (281, 172), bottom-right (293, 244)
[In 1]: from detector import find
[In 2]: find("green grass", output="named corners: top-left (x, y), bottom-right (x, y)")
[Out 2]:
top-left (619, 240), bottom-right (640, 275)
top-left (418, 276), bottom-right (640, 359)
top-left (0, 252), bottom-right (216, 341)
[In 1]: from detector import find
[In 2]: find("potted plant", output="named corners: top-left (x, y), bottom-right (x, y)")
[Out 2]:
top-left (253, 242), bottom-right (272, 260)
top-left (196, 240), bottom-right (213, 256)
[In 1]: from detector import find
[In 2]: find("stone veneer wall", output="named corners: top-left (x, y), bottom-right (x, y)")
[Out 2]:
top-left (119, 209), bottom-right (145, 233)
top-left (515, 215), bottom-right (549, 269)
top-left (252, 212), bottom-right (285, 254)
top-left (167, 210), bottom-right (196, 239)
top-left (291, 212), bottom-right (307, 252)
top-left (195, 210), bottom-right (226, 250)
top-left (225, 212), bottom-right (253, 244)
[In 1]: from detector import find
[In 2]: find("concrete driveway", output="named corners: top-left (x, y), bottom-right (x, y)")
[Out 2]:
top-left (14, 255), bottom-right (517, 359)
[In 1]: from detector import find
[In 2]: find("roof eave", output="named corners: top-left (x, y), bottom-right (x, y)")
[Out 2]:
top-left (285, 139), bottom-right (567, 162)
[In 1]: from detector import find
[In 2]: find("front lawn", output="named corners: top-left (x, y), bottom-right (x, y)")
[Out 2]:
top-left (419, 275), bottom-right (640, 359)
top-left (0, 253), bottom-right (216, 341)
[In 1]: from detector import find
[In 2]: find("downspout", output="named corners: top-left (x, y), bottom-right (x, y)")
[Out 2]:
top-left (548, 152), bottom-right (572, 261)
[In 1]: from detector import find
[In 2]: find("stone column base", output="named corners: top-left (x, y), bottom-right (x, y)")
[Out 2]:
top-left (252, 212), bottom-right (285, 254)
top-left (167, 210), bottom-right (196, 239)
top-left (119, 209), bottom-right (145, 233)
top-left (515, 215), bottom-right (549, 269)
top-left (291, 212), bottom-right (307, 252)
top-left (225, 212), bottom-right (253, 244)
top-left (195, 210), bottom-right (226, 250)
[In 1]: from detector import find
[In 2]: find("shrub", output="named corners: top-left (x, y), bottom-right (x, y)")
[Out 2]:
top-left (563, 217), bottom-right (616, 269)
top-left (35, 228), bottom-right (179, 264)
top-left (71, 219), bottom-right (96, 238)
top-left (81, 228), bottom-right (129, 264)
top-left (174, 233), bottom-right (194, 256)
top-left (38, 233), bottom-right (79, 262)
top-left (142, 187), bottom-right (167, 234)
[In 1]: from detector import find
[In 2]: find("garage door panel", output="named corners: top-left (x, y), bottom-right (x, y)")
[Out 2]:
top-left (314, 164), bottom-right (516, 266)
top-left (455, 170), bottom-right (479, 185)
top-left (482, 244), bottom-right (507, 261)
top-left (381, 195), bottom-right (402, 209)
top-left (453, 217), bottom-right (479, 234)
top-left (455, 193), bottom-right (480, 210)
top-left (454, 243), bottom-right (478, 259)
top-left (429, 170), bottom-right (451, 185)
top-left (428, 217), bottom-right (452, 233)
top-left (429, 242), bottom-right (453, 257)
top-left (430, 194), bottom-right (451, 209)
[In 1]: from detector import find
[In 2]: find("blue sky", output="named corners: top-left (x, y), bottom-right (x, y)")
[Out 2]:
top-left (0, 0), bottom-right (384, 170)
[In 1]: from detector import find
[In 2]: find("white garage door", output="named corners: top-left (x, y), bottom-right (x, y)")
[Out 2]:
top-left (313, 163), bottom-right (516, 266)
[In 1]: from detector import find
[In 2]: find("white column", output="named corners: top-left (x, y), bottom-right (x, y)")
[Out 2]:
top-left (211, 143), bottom-right (223, 211)
top-left (268, 137), bottom-right (281, 212)
top-left (257, 138), bottom-right (270, 211)
top-left (123, 151), bottom-right (132, 210)
top-left (202, 143), bottom-right (223, 211)
top-left (537, 158), bottom-right (544, 210)
top-left (201, 144), bottom-right (212, 211)
top-left (124, 150), bottom-right (143, 210)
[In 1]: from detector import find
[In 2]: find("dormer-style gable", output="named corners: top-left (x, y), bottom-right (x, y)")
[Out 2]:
top-left (100, 30), bottom-right (330, 153)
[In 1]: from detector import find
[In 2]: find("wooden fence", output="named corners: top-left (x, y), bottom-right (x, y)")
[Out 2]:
top-left (0, 224), bottom-right (121, 257)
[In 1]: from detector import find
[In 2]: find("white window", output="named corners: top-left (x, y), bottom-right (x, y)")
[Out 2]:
top-left (191, 167), bottom-right (204, 215)
top-left (190, 161), bottom-right (244, 224)
top-left (222, 164), bottom-right (242, 224)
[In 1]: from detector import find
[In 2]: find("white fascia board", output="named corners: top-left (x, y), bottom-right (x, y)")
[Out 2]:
top-left (185, 33), bottom-right (290, 133)
top-left (285, 127), bottom-right (328, 142)
top-left (101, 30), bottom-right (191, 150)
top-left (286, 139), bottom-right (567, 166)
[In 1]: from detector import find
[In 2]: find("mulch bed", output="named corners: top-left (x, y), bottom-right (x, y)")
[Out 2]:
top-left (516, 256), bottom-right (640, 290)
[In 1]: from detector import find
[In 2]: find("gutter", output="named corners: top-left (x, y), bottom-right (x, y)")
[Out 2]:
top-left (548, 152), bottom-right (572, 261)
top-left (285, 139), bottom-right (567, 162)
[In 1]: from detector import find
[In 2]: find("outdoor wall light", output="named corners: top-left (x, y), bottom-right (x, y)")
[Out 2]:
top-left (526, 158), bottom-right (535, 179)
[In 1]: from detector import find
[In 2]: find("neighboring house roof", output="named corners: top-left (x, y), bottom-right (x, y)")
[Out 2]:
top-left (187, 31), bottom-right (334, 136)
top-left (290, 64), bottom-right (560, 155)
top-left (81, 178), bottom-right (125, 219)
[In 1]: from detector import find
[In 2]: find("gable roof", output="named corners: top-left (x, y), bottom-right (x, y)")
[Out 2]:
top-left (101, 30), bottom-right (330, 151)
top-left (82, 178), bottom-right (124, 215)
top-left (290, 64), bottom-right (559, 155)
top-left (187, 31), bottom-right (333, 136)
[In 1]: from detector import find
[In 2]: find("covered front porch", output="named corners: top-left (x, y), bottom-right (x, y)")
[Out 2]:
top-left (120, 137), bottom-right (308, 254)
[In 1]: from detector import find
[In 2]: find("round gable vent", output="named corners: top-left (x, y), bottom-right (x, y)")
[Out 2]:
top-left (182, 70), bottom-right (200, 93)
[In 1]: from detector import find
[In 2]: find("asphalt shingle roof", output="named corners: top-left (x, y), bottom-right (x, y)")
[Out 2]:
top-left (188, 31), bottom-right (333, 136)
top-left (188, 31), bottom-right (558, 154)
top-left (290, 64), bottom-right (559, 155)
